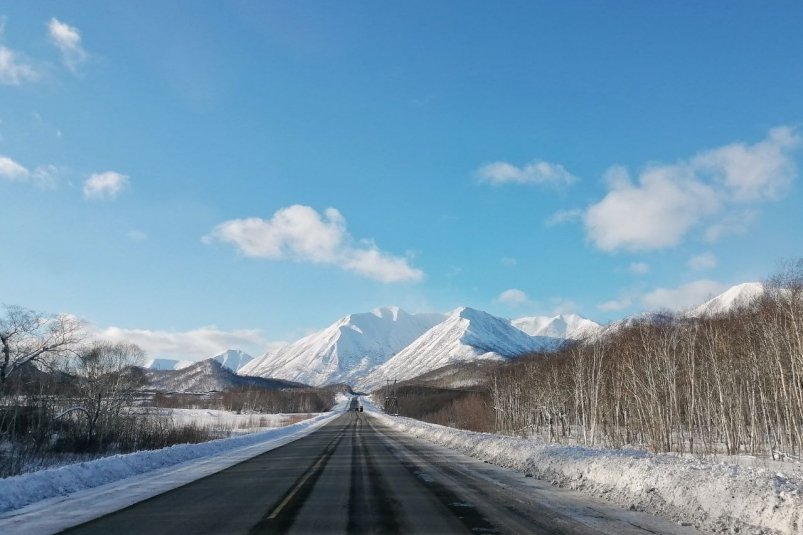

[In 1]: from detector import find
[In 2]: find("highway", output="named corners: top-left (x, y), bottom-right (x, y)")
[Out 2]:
top-left (62, 398), bottom-right (695, 534)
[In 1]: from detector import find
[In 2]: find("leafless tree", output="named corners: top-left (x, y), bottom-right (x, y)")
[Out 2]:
top-left (0, 306), bottom-right (84, 386)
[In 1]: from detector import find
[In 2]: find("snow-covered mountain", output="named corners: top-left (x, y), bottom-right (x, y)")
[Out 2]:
top-left (142, 359), bottom-right (304, 393)
top-left (143, 357), bottom-right (194, 371)
top-left (239, 307), bottom-right (446, 386)
top-left (212, 349), bottom-right (253, 372)
top-left (142, 350), bottom-right (252, 373)
top-left (357, 307), bottom-right (553, 391)
top-left (512, 313), bottom-right (601, 340)
top-left (687, 282), bottom-right (765, 318)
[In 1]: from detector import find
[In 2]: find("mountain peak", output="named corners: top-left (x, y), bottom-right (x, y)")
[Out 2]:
top-left (688, 282), bottom-right (764, 318)
top-left (371, 306), bottom-right (404, 320)
top-left (512, 313), bottom-right (601, 340)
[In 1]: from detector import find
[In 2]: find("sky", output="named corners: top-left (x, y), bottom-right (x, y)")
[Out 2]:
top-left (2, 1), bottom-right (803, 361)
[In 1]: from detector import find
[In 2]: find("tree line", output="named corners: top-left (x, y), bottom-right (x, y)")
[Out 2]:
top-left (492, 261), bottom-right (803, 459)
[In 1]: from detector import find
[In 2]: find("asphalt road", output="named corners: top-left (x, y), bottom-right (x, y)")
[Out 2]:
top-left (61, 398), bottom-right (696, 534)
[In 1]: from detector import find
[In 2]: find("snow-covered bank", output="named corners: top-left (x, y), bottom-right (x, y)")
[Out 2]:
top-left (0, 399), bottom-right (346, 534)
top-left (370, 410), bottom-right (803, 534)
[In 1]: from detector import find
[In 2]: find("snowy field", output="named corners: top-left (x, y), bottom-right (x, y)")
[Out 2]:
top-left (366, 400), bottom-right (803, 534)
top-left (157, 407), bottom-right (317, 435)
top-left (0, 396), bottom-right (348, 535)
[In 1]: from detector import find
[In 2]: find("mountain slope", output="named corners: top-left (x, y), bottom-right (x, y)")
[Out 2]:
top-left (211, 349), bottom-right (253, 372)
top-left (239, 307), bottom-right (446, 386)
top-left (512, 313), bottom-right (601, 339)
top-left (687, 282), bottom-right (765, 318)
top-left (143, 358), bottom-right (194, 371)
top-left (358, 307), bottom-right (550, 390)
top-left (142, 359), bottom-right (304, 393)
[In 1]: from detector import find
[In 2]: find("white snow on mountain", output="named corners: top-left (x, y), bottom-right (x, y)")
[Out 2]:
top-left (212, 349), bottom-right (253, 372)
top-left (512, 313), bottom-right (601, 340)
top-left (239, 307), bottom-right (446, 386)
top-left (358, 307), bottom-right (552, 391)
top-left (143, 358), bottom-right (193, 371)
top-left (687, 282), bottom-right (765, 318)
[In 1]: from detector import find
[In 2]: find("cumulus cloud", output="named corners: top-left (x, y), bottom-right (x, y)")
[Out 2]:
top-left (477, 160), bottom-right (578, 187)
top-left (93, 324), bottom-right (282, 361)
top-left (628, 261), bottom-right (650, 275)
top-left (0, 155), bottom-right (29, 180)
top-left (583, 127), bottom-right (801, 252)
top-left (496, 288), bottom-right (529, 305)
top-left (0, 46), bottom-right (39, 85)
top-left (0, 156), bottom-right (60, 188)
top-left (641, 280), bottom-right (728, 312)
top-left (204, 205), bottom-right (424, 283)
top-left (83, 171), bottom-right (130, 200)
top-left (688, 252), bottom-right (718, 271)
top-left (585, 164), bottom-right (721, 251)
top-left (48, 18), bottom-right (87, 71)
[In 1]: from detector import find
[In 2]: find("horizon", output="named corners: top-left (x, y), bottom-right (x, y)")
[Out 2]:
top-left (2, 3), bottom-right (802, 361)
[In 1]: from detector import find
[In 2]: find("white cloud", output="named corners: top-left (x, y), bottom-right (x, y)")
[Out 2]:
top-left (496, 288), bottom-right (529, 305)
top-left (204, 205), bottom-right (424, 283)
top-left (693, 126), bottom-right (800, 202)
top-left (477, 159), bottom-right (578, 187)
top-left (93, 324), bottom-right (281, 361)
top-left (500, 257), bottom-right (518, 267)
top-left (83, 171), bottom-right (130, 200)
top-left (688, 252), bottom-right (717, 271)
top-left (48, 18), bottom-right (87, 71)
top-left (584, 164), bottom-right (721, 251)
top-left (0, 155), bottom-right (29, 180)
top-left (0, 156), bottom-right (60, 188)
top-left (628, 261), bottom-right (650, 275)
top-left (546, 208), bottom-right (583, 226)
top-left (0, 46), bottom-right (39, 85)
top-left (583, 127), bottom-right (801, 252)
top-left (704, 210), bottom-right (757, 242)
top-left (597, 298), bottom-right (632, 312)
top-left (641, 280), bottom-right (728, 312)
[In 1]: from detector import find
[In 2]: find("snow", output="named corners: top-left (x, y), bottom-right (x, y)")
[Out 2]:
top-left (211, 348), bottom-right (253, 372)
top-left (687, 282), bottom-right (765, 318)
top-left (367, 404), bottom-right (803, 534)
top-left (159, 408), bottom-right (314, 435)
top-left (240, 307), bottom-right (446, 386)
top-left (143, 357), bottom-right (194, 370)
top-left (0, 397), bottom-right (348, 534)
top-left (513, 313), bottom-right (601, 340)
top-left (358, 307), bottom-right (551, 391)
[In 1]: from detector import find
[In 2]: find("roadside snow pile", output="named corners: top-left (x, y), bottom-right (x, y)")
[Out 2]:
top-left (371, 412), bottom-right (803, 534)
top-left (0, 409), bottom-right (339, 514)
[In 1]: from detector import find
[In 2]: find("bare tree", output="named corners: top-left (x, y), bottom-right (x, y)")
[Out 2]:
top-left (67, 342), bottom-right (145, 445)
top-left (0, 306), bottom-right (84, 386)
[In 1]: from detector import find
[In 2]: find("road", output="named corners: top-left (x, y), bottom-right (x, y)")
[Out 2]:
top-left (62, 398), bottom-right (695, 534)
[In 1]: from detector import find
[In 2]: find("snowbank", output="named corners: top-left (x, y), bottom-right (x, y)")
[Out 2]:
top-left (0, 400), bottom-right (346, 532)
top-left (370, 410), bottom-right (803, 534)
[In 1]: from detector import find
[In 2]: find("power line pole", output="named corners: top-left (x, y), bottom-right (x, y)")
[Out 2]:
top-left (384, 379), bottom-right (399, 416)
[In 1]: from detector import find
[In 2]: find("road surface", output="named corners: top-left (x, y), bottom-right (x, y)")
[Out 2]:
top-left (62, 399), bottom-right (695, 534)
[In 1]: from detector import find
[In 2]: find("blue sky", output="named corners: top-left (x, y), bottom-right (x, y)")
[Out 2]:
top-left (2, 1), bottom-right (802, 359)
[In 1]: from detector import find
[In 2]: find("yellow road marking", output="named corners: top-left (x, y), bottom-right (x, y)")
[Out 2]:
top-left (267, 431), bottom-right (343, 520)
